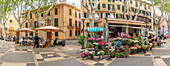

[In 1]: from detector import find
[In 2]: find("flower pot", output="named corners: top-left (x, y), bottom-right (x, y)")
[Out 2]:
top-left (91, 57), bottom-right (94, 59)
top-left (137, 49), bottom-right (140, 53)
top-left (143, 49), bottom-right (146, 54)
top-left (99, 55), bottom-right (103, 59)
top-left (133, 52), bottom-right (135, 55)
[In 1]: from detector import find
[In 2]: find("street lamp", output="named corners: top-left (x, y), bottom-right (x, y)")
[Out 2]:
top-left (81, 17), bottom-right (85, 37)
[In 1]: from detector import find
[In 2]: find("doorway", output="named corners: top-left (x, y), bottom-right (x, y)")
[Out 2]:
top-left (47, 32), bottom-right (52, 40)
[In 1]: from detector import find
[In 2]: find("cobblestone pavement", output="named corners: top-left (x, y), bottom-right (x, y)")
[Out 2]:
top-left (0, 39), bottom-right (170, 66)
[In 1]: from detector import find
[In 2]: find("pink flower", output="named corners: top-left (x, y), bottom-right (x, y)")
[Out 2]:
top-left (99, 41), bottom-right (106, 45)
top-left (82, 54), bottom-right (85, 57)
top-left (96, 38), bottom-right (101, 41)
top-left (111, 52), bottom-right (113, 54)
top-left (134, 47), bottom-right (137, 49)
top-left (81, 52), bottom-right (84, 55)
top-left (85, 52), bottom-right (89, 55)
top-left (88, 38), bottom-right (94, 40)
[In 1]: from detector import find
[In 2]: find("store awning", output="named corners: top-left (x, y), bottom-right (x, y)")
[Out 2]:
top-left (87, 27), bottom-right (104, 32)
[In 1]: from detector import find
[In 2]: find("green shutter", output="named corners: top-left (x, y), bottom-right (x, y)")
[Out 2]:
top-left (54, 18), bottom-right (58, 27)
top-left (55, 32), bottom-right (58, 36)
top-left (55, 8), bottom-right (58, 15)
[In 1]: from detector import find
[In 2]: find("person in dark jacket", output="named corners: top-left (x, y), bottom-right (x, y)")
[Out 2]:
top-left (34, 34), bottom-right (39, 48)
top-left (53, 38), bottom-right (58, 46)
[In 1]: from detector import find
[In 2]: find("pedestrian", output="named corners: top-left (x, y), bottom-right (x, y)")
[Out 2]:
top-left (13, 36), bottom-right (15, 42)
top-left (34, 34), bottom-right (39, 48)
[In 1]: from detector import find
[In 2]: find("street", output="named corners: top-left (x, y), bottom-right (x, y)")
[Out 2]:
top-left (0, 40), bottom-right (169, 66)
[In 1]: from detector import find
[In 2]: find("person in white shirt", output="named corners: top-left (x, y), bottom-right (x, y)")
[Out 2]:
top-left (19, 38), bottom-right (23, 46)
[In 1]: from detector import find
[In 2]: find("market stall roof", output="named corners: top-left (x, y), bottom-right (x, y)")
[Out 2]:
top-left (87, 27), bottom-right (103, 32)
top-left (36, 26), bottom-right (64, 32)
top-left (15, 28), bottom-right (36, 33)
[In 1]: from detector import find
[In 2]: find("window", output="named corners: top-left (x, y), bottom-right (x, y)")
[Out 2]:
top-left (113, 0), bottom-right (115, 2)
top-left (54, 18), bottom-right (58, 27)
top-left (86, 23), bottom-right (89, 27)
top-left (78, 31), bottom-right (80, 36)
top-left (102, 4), bottom-right (106, 8)
top-left (48, 11), bottom-right (50, 16)
top-left (117, 5), bottom-right (121, 10)
top-left (84, 13), bottom-right (88, 18)
top-left (108, 4), bottom-right (111, 10)
top-left (47, 19), bottom-right (51, 26)
top-left (130, 0), bottom-right (133, 4)
top-left (55, 8), bottom-right (58, 15)
top-left (34, 21), bottom-right (38, 28)
top-left (140, 3), bottom-right (142, 6)
top-left (69, 9), bottom-right (72, 15)
top-left (55, 32), bottom-right (58, 36)
top-left (26, 33), bottom-right (28, 36)
top-left (75, 11), bottom-right (77, 17)
top-left (79, 13), bottom-right (81, 18)
top-left (41, 13), bottom-right (43, 17)
top-left (122, 6), bottom-right (124, 12)
top-left (101, 13), bottom-right (103, 18)
top-left (112, 5), bottom-right (115, 11)
top-left (70, 30), bottom-right (72, 37)
top-left (10, 20), bottom-right (12, 23)
top-left (98, 3), bottom-right (100, 10)
top-left (94, 23), bottom-right (98, 27)
top-left (30, 13), bottom-right (32, 19)
top-left (92, 3), bottom-right (94, 6)
top-left (69, 19), bottom-right (72, 26)
top-left (144, 5), bottom-right (146, 10)
top-left (148, 6), bottom-right (150, 9)
top-left (25, 23), bottom-right (28, 28)
top-left (75, 30), bottom-right (77, 36)
top-left (135, 2), bottom-right (138, 7)
top-left (79, 21), bottom-right (81, 28)
top-left (75, 20), bottom-right (77, 27)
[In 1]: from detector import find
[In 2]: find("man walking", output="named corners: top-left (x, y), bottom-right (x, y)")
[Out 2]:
top-left (34, 34), bottom-right (39, 48)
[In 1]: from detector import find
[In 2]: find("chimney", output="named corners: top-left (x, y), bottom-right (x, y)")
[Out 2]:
top-left (59, 0), bottom-right (66, 2)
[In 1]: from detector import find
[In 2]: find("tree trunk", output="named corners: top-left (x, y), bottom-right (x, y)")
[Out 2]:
top-left (167, 22), bottom-right (170, 38)
top-left (155, 25), bottom-right (158, 42)
top-left (19, 25), bottom-right (22, 39)
top-left (3, 23), bottom-right (6, 40)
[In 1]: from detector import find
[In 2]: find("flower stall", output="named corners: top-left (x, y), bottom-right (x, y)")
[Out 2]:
top-left (79, 29), bottom-right (155, 60)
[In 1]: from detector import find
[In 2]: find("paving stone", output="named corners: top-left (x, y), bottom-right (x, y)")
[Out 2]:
top-left (94, 63), bottom-right (104, 66)
top-left (0, 62), bottom-right (2, 65)
top-left (41, 53), bottom-right (61, 58)
top-left (108, 57), bottom-right (154, 66)
top-left (63, 56), bottom-right (69, 58)
top-left (37, 59), bottom-right (45, 61)
top-left (163, 58), bottom-right (170, 66)
top-left (152, 49), bottom-right (170, 55)
top-left (0, 52), bottom-right (34, 62)
top-left (27, 63), bottom-right (35, 66)
top-left (27, 51), bottom-right (32, 53)
top-left (39, 59), bottom-right (87, 66)
top-left (15, 49), bottom-right (19, 51)
top-left (34, 52), bottom-right (40, 54)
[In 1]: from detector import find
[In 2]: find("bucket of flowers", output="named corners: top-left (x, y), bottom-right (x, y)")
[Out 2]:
top-left (81, 50), bottom-right (89, 60)
top-left (115, 41), bottom-right (123, 51)
top-left (149, 43), bottom-right (153, 50)
top-left (98, 41), bottom-right (106, 49)
top-left (89, 51), bottom-right (95, 59)
top-left (88, 38), bottom-right (94, 44)
top-left (142, 45), bottom-right (148, 54)
top-left (97, 51), bottom-right (105, 59)
top-left (96, 38), bottom-right (102, 43)
top-left (133, 40), bottom-right (139, 47)
top-left (109, 49), bottom-right (115, 58)
top-left (116, 52), bottom-right (125, 58)
top-left (130, 47), bottom-right (137, 55)
top-left (93, 42), bottom-right (99, 49)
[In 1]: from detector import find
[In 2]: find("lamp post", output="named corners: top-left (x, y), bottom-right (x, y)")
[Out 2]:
top-left (105, 16), bottom-right (108, 42)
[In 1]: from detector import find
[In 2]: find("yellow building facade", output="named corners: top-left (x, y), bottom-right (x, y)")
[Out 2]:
top-left (22, 2), bottom-right (81, 40)
top-left (82, 0), bottom-right (152, 37)
top-left (1, 13), bottom-right (19, 38)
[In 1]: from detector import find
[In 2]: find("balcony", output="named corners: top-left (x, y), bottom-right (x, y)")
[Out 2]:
top-left (67, 25), bottom-right (74, 28)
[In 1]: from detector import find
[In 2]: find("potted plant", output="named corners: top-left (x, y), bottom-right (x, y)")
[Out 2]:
top-left (115, 41), bottom-right (123, 51)
top-left (133, 40), bottom-right (139, 47)
top-left (81, 50), bottom-right (89, 60)
top-left (142, 45), bottom-right (148, 54)
top-left (149, 43), bottom-right (153, 50)
top-left (98, 41), bottom-right (106, 49)
top-left (89, 51), bottom-right (95, 59)
top-left (130, 47), bottom-right (137, 55)
top-left (77, 35), bottom-right (87, 49)
top-left (109, 49), bottom-right (115, 58)
top-left (88, 38), bottom-right (94, 44)
top-left (96, 38), bottom-right (101, 43)
top-left (93, 43), bottom-right (99, 49)
top-left (116, 53), bottom-right (124, 58)
top-left (97, 51), bottom-right (104, 59)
